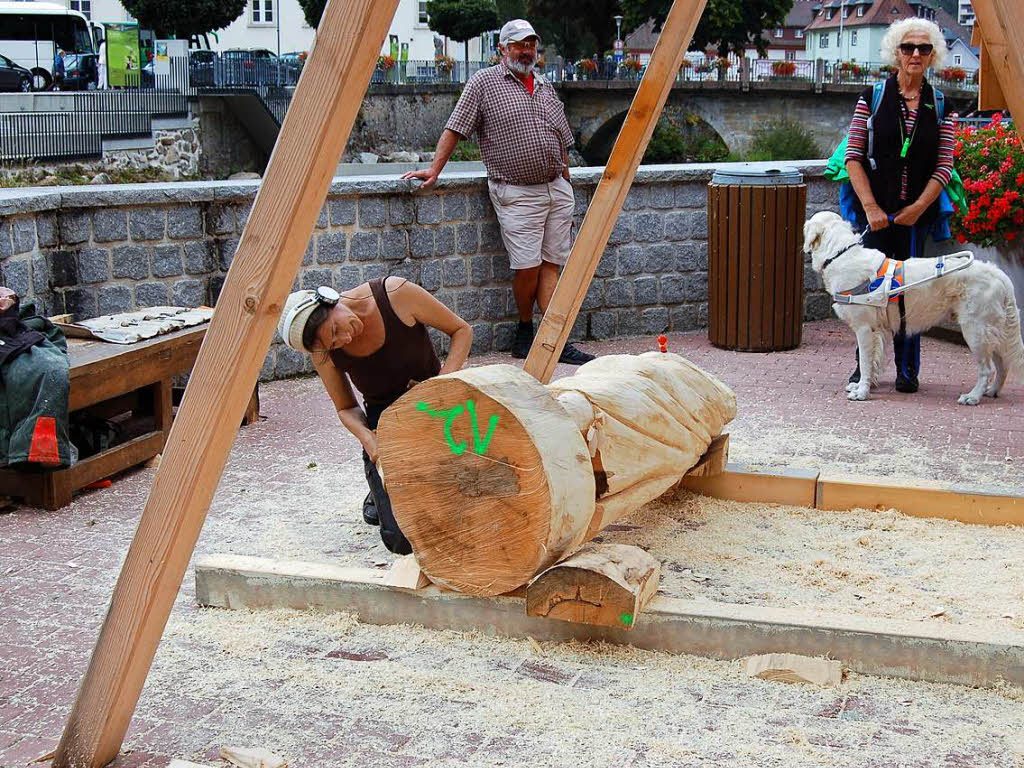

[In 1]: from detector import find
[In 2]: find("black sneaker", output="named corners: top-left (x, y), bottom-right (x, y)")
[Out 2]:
top-left (362, 491), bottom-right (379, 526)
top-left (558, 342), bottom-right (596, 365)
top-left (511, 322), bottom-right (533, 359)
top-left (894, 375), bottom-right (919, 393)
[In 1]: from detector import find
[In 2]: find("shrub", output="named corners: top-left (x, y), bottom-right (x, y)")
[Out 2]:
top-left (952, 113), bottom-right (1024, 248)
top-left (450, 140), bottom-right (481, 162)
top-left (377, 55), bottom-right (396, 71)
top-left (772, 60), bottom-right (796, 76)
top-left (435, 55), bottom-right (456, 73)
top-left (939, 66), bottom-right (967, 83)
top-left (642, 119), bottom-right (727, 163)
top-left (577, 58), bottom-right (597, 73)
top-left (623, 57), bottom-right (643, 73)
top-left (746, 117), bottom-right (821, 161)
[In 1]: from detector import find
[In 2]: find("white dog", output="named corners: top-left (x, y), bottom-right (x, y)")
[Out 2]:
top-left (803, 211), bottom-right (1024, 404)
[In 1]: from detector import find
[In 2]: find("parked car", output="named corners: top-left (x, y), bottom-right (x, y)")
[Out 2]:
top-left (189, 49), bottom-right (216, 87)
top-left (278, 50), bottom-right (306, 83)
top-left (0, 53), bottom-right (32, 92)
top-left (221, 48), bottom-right (279, 85)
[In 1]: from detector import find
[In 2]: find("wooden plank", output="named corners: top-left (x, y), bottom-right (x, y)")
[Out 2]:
top-left (52, 0), bottom-right (401, 764)
top-left (726, 186), bottom-right (740, 348)
top-left (682, 433), bottom-right (729, 478)
top-left (195, 554), bottom-right (1024, 688)
top-left (523, 0), bottom-right (708, 383)
top-left (764, 184), bottom-right (779, 347)
top-left (745, 653), bottom-right (842, 686)
top-left (971, 0), bottom-right (1024, 139)
top-left (679, 463), bottom-right (819, 507)
top-left (749, 186), bottom-right (765, 349)
top-left (816, 474), bottom-right (1024, 527)
top-left (977, 37), bottom-right (1008, 111)
top-left (736, 186), bottom-right (751, 348)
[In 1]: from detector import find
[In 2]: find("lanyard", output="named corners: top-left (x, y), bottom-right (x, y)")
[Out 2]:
top-left (897, 93), bottom-right (919, 160)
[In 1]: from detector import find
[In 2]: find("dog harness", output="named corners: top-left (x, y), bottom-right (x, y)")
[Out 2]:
top-left (830, 250), bottom-right (974, 307)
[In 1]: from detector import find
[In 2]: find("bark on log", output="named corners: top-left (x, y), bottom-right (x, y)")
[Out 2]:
top-left (377, 352), bottom-right (735, 596)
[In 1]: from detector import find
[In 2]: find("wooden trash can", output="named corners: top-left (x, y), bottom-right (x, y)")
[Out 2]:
top-left (707, 166), bottom-right (806, 351)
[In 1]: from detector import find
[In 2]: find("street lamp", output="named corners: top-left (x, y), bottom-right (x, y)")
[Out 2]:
top-left (614, 14), bottom-right (623, 42)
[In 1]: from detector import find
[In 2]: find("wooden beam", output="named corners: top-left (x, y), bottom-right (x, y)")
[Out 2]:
top-left (523, 0), bottom-right (708, 383)
top-left (52, 0), bottom-right (401, 764)
top-left (683, 433), bottom-right (729, 478)
top-left (971, 0), bottom-right (1024, 138)
top-left (680, 464), bottom-right (820, 507)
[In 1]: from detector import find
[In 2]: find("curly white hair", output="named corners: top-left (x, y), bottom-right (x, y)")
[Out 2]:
top-left (880, 17), bottom-right (947, 70)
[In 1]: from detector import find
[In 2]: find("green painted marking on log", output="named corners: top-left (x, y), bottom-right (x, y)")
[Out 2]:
top-left (416, 399), bottom-right (501, 456)
top-left (620, 612), bottom-right (634, 626)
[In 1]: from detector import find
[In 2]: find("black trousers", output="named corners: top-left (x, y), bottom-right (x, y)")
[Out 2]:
top-left (362, 400), bottom-right (412, 555)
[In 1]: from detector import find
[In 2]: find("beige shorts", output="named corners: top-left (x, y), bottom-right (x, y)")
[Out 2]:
top-left (487, 176), bottom-right (575, 270)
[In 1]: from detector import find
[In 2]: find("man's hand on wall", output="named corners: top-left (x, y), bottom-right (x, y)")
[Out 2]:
top-left (402, 168), bottom-right (440, 190)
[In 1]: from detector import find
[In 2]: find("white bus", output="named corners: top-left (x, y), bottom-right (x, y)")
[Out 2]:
top-left (0, 1), bottom-right (97, 90)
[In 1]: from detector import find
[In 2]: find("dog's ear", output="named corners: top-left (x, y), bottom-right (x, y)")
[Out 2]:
top-left (803, 217), bottom-right (827, 254)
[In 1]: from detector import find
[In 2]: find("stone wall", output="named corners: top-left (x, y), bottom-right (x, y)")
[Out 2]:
top-left (103, 119), bottom-right (203, 180)
top-left (0, 162), bottom-right (837, 381)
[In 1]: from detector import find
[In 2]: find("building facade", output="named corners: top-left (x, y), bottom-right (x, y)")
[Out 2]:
top-left (758, 0), bottom-right (816, 61)
top-left (957, 0), bottom-right (974, 26)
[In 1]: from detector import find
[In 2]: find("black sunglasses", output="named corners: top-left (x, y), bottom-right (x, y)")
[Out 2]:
top-left (898, 43), bottom-right (934, 55)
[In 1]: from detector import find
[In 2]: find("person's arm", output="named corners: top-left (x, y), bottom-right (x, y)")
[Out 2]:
top-left (312, 355), bottom-right (379, 461)
top-left (401, 129), bottom-right (461, 189)
top-left (390, 279), bottom-right (472, 373)
top-left (844, 95), bottom-right (888, 231)
top-left (562, 144), bottom-right (570, 181)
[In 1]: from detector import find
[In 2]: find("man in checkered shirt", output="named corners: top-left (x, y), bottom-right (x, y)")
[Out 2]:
top-left (403, 19), bottom-right (595, 365)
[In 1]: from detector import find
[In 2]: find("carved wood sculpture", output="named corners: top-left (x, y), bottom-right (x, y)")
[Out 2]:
top-left (377, 352), bottom-right (736, 596)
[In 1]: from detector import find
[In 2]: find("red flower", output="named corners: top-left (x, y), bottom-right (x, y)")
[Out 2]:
top-left (1006, 231), bottom-right (1017, 242)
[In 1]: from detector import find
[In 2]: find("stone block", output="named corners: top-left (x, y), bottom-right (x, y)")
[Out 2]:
top-left (390, 261), bottom-right (421, 282)
top-left (480, 221), bottom-right (503, 251)
top-left (617, 309), bottom-right (642, 337)
top-left (111, 244), bottom-right (148, 280)
top-left (1, 257), bottom-right (29, 296)
top-left (98, 285), bottom-right (132, 315)
top-left (36, 214), bottom-right (57, 247)
top-left (616, 245), bottom-right (644, 276)
top-left (622, 187), bottom-right (647, 211)
top-left (167, 205), bottom-right (204, 239)
top-left (634, 276), bottom-right (659, 306)
top-left (493, 320), bottom-right (516, 351)
top-left (77, 248), bottom-right (110, 284)
top-left (457, 291), bottom-right (481, 320)
top-left (442, 258), bottom-right (467, 287)
top-left (457, 224), bottom-right (478, 254)
top-left (434, 290), bottom-right (457, 312)
top-left (12, 217), bottom-right (36, 254)
top-left (568, 314), bottom-right (587, 342)
top-left (690, 210), bottom-right (708, 240)
top-left (0, 221), bottom-right (10, 258)
top-left (382, 229), bottom-right (410, 260)
top-left (420, 260), bottom-right (442, 292)
top-left (804, 267), bottom-right (822, 291)
top-left (409, 229), bottom-right (434, 259)
top-left (581, 280), bottom-right (603, 311)
top-left (589, 310), bottom-right (616, 340)
top-left (235, 202), bottom-right (253, 231)
top-left (643, 242), bottom-right (675, 273)
top-left (184, 241), bottom-right (217, 274)
top-left (607, 213), bottom-right (634, 245)
top-left (315, 204), bottom-right (328, 229)
top-left (435, 226), bottom-right (455, 256)
top-left (684, 271), bottom-right (708, 300)
top-left (358, 197), bottom-right (387, 228)
top-left (63, 287), bottom-right (97, 320)
top-left (129, 208), bottom-right (166, 241)
top-left (350, 232), bottom-right (379, 261)
top-left (303, 238), bottom-right (315, 266)
top-left (428, 326), bottom-right (450, 356)
top-left (482, 287), bottom-right (506, 320)
top-left (259, 349), bottom-right (277, 382)
top-left (317, 231), bottom-right (348, 264)
top-left (670, 241), bottom-right (701, 273)
top-left (671, 304), bottom-right (700, 331)
top-left (466, 193), bottom-right (492, 220)
top-left (649, 184), bottom-right (675, 209)
top-left (416, 195), bottom-right (442, 224)
top-left (642, 306), bottom-right (669, 334)
top-left (151, 244), bottom-right (183, 277)
top-left (470, 322), bottom-right (492, 355)
top-left (605, 278), bottom-right (633, 307)
top-left (442, 194), bottom-right (466, 221)
top-left (664, 211), bottom-right (689, 241)
top-left (208, 275), bottom-right (225, 305)
top-left (92, 209), bottom-right (128, 243)
top-left (389, 197), bottom-right (415, 226)
top-left (805, 292), bottom-right (832, 321)
top-left (172, 278), bottom-right (205, 308)
top-left (595, 247), bottom-right (616, 278)
top-left (572, 188), bottom-right (589, 216)
top-left (469, 254), bottom-right (490, 286)
top-left (675, 183), bottom-right (706, 209)
top-left (364, 263), bottom-right (389, 281)
top-left (206, 204), bottom-right (235, 235)
top-left (30, 254), bottom-right (47, 293)
top-left (329, 198), bottom-right (356, 226)
top-left (58, 211), bottom-right (90, 245)
top-left (275, 345), bottom-right (308, 377)
top-left (336, 265), bottom-right (362, 290)
top-left (136, 282), bottom-right (169, 307)
top-left (218, 238), bottom-right (239, 271)
top-left (302, 268), bottom-right (334, 289)
top-left (661, 274), bottom-right (685, 304)
top-left (491, 252), bottom-right (512, 282)
top-left (48, 250), bottom-right (78, 287)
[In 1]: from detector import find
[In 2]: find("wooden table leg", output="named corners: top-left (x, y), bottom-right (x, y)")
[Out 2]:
top-left (242, 386), bottom-right (260, 427)
top-left (152, 380), bottom-right (174, 439)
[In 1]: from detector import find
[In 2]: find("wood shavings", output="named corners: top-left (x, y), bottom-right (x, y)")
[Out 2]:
top-left (527, 635), bottom-right (545, 656)
top-left (220, 746), bottom-right (287, 768)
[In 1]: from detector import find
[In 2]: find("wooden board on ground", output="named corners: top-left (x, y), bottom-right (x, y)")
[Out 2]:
top-left (383, 555), bottom-right (431, 591)
top-left (195, 554), bottom-right (1024, 688)
top-left (683, 433), bottom-right (729, 478)
top-left (745, 653), bottom-right (843, 687)
top-left (526, 543), bottom-right (660, 629)
top-left (680, 463), bottom-right (819, 507)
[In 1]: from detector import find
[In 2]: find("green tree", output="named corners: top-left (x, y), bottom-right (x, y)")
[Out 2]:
top-left (121, 0), bottom-right (246, 38)
top-left (296, 0), bottom-right (326, 29)
top-left (526, 0), bottom-right (621, 62)
top-left (620, 0), bottom-right (792, 58)
top-left (426, 0), bottom-right (500, 68)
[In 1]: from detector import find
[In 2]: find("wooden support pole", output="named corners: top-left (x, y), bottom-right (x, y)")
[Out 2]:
top-left (971, 0), bottom-right (1024, 139)
top-left (52, 0), bottom-right (400, 765)
top-left (523, 0), bottom-right (707, 383)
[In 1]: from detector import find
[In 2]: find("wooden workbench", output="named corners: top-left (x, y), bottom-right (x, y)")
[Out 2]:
top-left (0, 323), bottom-right (257, 510)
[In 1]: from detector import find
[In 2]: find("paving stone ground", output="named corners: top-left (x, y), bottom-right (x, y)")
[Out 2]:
top-left (1, 319), bottom-right (1022, 768)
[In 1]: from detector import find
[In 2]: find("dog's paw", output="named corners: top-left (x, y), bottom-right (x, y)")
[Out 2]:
top-left (958, 393), bottom-right (981, 406)
top-left (983, 389), bottom-right (999, 398)
top-left (847, 386), bottom-right (869, 401)
top-left (845, 381), bottom-right (860, 393)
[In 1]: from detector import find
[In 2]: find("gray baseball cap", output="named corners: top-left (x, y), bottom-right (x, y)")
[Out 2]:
top-left (499, 19), bottom-right (539, 46)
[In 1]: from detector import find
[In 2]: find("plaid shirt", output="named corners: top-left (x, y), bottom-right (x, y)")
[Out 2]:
top-left (445, 63), bottom-right (575, 185)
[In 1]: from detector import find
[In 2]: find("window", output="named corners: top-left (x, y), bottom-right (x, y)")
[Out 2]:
top-left (795, 28), bottom-right (804, 38)
top-left (70, 0), bottom-right (92, 19)
top-left (785, 50), bottom-right (796, 61)
top-left (857, 5), bottom-right (864, 16)
top-left (842, 6), bottom-right (849, 17)
top-left (826, 10), bottom-right (833, 19)
top-left (418, 0), bottom-right (428, 24)
top-left (836, 32), bottom-right (841, 46)
top-left (774, 28), bottom-right (784, 38)
top-left (851, 30), bottom-right (858, 45)
top-left (820, 32), bottom-right (829, 48)
top-left (954, 54), bottom-right (961, 64)
top-left (250, 0), bottom-right (274, 25)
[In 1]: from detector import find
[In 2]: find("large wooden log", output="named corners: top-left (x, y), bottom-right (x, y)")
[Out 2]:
top-left (377, 353), bottom-right (735, 596)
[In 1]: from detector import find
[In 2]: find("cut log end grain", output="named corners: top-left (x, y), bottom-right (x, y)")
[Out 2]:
top-left (745, 653), bottom-right (843, 687)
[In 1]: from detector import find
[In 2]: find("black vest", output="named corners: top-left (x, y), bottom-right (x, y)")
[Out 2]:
top-left (856, 76), bottom-right (940, 220)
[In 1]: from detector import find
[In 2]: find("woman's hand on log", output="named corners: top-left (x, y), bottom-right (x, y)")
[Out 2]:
top-left (361, 431), bottom-right (379, 463)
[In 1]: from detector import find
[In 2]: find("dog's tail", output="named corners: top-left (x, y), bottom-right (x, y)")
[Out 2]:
top-left (999, 290), bottom-right (1024, 385)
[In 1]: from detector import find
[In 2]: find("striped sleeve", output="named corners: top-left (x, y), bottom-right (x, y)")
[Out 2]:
top-left (931, 114), bottom-right (956, 186)
top-left (844, 97), bottom-right (872, 163)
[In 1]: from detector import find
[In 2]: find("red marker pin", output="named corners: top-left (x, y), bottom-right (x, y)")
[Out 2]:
top-left (657, 334), bottom-right (668, 353)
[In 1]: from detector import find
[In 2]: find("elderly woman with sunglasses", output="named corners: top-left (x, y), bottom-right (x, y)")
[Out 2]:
top-left (843, 17), bottom-right (955, 394)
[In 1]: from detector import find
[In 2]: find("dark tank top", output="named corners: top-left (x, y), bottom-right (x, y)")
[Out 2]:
top-left (330, 278), bottom-right (441, 406)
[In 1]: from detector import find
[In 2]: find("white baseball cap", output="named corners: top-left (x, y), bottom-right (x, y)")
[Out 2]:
top-left (499, 19), bottom-right (539, 46)
top-left (278, 286), bottom-right (339, 354)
